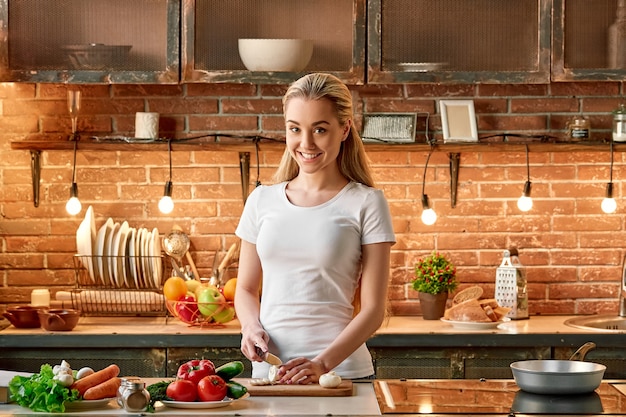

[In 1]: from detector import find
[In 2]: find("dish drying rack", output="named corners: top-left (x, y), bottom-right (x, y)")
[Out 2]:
top-left (71, 254), bottom-right (168, 316)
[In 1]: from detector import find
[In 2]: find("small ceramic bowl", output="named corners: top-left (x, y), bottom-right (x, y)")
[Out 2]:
top-left (3, 305), bottom-right (42, 328)
top-left (37, 308), bottom-right (81, 331)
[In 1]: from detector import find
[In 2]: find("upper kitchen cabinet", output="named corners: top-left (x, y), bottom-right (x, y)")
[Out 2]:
top-left (552, 0), bottom-right (626, 81)
top-left (367, 0), bottom-right (551, 84)
top-left (181, 0), bottom-right (366, 84)
top-left (0, 0), bottom-right (180, 84)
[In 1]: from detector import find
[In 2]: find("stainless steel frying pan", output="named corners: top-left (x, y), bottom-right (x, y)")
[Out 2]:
top-left (510, 342), bottom-right (606, 395)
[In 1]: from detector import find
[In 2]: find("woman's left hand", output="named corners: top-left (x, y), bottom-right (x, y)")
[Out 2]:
top-left (277, 357), bottom-right (326, 384)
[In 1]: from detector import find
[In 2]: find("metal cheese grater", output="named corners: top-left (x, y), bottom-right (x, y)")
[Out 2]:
top-left (495, 249), bottom-right (529, 320)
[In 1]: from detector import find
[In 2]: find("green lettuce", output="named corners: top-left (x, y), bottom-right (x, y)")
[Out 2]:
top-left (8, 364), bottom-right (80, 413)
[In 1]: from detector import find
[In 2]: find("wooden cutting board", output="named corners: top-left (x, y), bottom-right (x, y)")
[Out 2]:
top-left (234, 378), bottom-right (353, 397)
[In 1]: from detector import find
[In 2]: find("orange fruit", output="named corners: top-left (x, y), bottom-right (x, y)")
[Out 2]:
top-left (163, 276), bottom-right (188, 301)
top-left (222, 278), bottom-right (237, 301)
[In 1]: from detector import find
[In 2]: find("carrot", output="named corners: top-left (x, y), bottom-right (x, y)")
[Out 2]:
top-left (70, 364), bottom-right (120, 396)
top-left (82, 377), bottom-right (121, 400)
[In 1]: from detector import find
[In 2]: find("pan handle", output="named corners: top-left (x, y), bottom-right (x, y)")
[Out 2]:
top-left (569, 341), bottom-right (596, 361)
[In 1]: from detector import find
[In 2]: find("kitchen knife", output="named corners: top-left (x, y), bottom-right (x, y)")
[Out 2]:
top-left (255, 345), bottom-right (283, 366)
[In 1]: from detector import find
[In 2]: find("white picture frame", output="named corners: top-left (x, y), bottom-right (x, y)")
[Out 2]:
top-left (439, 100), bottom-right (478, 143)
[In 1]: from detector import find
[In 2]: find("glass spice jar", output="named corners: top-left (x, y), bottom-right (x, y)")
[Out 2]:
top-left (566, 115), bottom-right (590, 141)
top-left (613, 104), bottom-right (626, 142)
top-left (116, 376), bottom-right (142, 407)
top-left (121, 380), bottom-right (150, 412)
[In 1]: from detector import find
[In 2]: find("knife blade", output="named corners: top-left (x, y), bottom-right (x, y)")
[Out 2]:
top-left (255, 345), bottom-right (283, 366)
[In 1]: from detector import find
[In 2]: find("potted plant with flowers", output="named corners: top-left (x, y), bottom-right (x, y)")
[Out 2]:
top-left (412, 251), bottom-right (458, 320)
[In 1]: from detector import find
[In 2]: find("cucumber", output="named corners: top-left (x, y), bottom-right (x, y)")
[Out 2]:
top-left (215, 360), bottom-right (244, 381)
top-left (226, 381), bottom-right (248, 399)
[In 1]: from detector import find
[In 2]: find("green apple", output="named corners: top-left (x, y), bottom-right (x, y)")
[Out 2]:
top-left (197, 285), bottom-right (226, 317)
top-left (212, 306), bottom-right (235, 323)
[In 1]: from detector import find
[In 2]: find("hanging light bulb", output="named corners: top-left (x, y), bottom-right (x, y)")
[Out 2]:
top-left (421, 194), bottom-right (437, 225)
top-left (517, 144), bottom-right (533, 212)
top-left (159, 180), bottom-right (174, 214)
top-left (602, 183), bottom-right (617, 214)
top-left (601, 140), bottom-right (617, 214)
top-left (66, 138), bottom-right (82, 215)
top-left (517, 181), bottom-right (533, 212)
top-left (159, 139), bottom-right (174, 214)
top-left (66, 182), bottom-right (82, 215)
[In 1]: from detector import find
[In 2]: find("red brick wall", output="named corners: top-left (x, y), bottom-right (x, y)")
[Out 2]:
top-left (0, 81), bottom-right (624, 317)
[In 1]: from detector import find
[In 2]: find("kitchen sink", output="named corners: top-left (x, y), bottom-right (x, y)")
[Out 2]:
top-left (564, 315), bottom-right (626, 332)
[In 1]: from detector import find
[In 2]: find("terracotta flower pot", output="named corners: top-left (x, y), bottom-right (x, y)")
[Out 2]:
top-left (419, 291), bottom-right (448, 320)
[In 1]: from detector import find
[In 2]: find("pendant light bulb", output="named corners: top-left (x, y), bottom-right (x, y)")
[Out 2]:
top-left (517, 181), bottom-right (533, 212)
top-left (159, 181), bottom-right (174, 214)
top-left (65, 183), bottom-right (82, 215)
top-left (421, 194), bottom-right (437, 225)
top-left (601, 182), bottom-right (617, 214)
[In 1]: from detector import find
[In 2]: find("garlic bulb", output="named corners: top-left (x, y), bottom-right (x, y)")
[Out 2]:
top-left (268, 365), bottom-right (280, 383)
top-left (319, 371), bottom-right (342, 388)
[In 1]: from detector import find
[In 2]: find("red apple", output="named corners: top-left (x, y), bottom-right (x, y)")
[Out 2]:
top-left (176, 294), bottom-right (199, 323)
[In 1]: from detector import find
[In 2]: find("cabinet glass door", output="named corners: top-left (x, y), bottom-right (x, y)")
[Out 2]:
top-left (182, 0), bottom-right (365, 84)
top-left (368, 0), bottom-right (551, 84)
top-left (0, 0), bottom-right (179, 83)
top-left (552, 0), bottom-right (626, 81)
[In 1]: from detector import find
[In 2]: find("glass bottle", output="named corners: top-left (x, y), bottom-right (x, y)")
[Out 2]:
top-left (613, 104), bottom-right (626, 142)
top-left (566, 115), bottom-right (590, 141)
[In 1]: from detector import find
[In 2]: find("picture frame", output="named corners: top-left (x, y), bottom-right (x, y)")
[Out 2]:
top-left (439, 100), bottom-right (478, 143)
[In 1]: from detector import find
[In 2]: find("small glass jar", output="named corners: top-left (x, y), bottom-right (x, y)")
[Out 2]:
top-left (613, 104), bottom-right (626, 142)
top-left (116, 376), bottom-right (142, 407)
top-left (30, 289), bottom-right (50, 307)
top-left (121, 381), bottom-right (150, 412)
top-left (567, 115), bottom-right (590, 141)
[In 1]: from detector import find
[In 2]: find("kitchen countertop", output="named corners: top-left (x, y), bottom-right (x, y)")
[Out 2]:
top-left (0, 315), bottom-right (624, 349)
top-left (0, 378), bottom-right (381, 416)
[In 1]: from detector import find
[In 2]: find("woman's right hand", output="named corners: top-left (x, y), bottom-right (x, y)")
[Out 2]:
top-left (241, 326), bottom-right (270, 362)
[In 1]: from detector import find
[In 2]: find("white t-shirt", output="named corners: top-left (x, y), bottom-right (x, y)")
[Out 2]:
top-left (235, 181), bottom-right (396, 379)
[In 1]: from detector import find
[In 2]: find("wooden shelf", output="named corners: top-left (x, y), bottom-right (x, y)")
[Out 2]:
top-left (9, 135), bottom-right (619, 153)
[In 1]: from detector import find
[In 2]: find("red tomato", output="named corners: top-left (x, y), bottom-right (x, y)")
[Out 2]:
top-left (177, 359), bottom-right (216, 386)
top-left (166, 379), bottom-right (197, 402)
top-left (197, 375), bottom-right (227, 402)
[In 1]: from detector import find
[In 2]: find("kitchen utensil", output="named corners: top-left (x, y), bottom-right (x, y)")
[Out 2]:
top-left (216, 241), bottom-right (240, 285)
top-left (184, 251), bottom-right (200, 281)
top-left (3, 305), bottom-right (42, 328)
top-left (240, 152), bottom-right (250, 203)
top-left (238, 378), bottom-right (353, 397)
top-left (510, 342), bottom-right (605, 394)
top-left (209, 249), bottom-right (220, 286)
top-left (163, 228), bottom-right (190, 278)
top-left (238, 39), bottom-right (313, 72)
top-left (37, 308), bottom-right (80, 331)
top-left (255, 345), bottom-right (282, 366)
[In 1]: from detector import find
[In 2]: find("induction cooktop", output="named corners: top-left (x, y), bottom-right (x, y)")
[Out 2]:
top-left (374, 379), bottom-right (626, 415)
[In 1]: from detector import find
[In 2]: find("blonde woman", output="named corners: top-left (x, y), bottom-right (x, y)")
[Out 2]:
top-left (235, 73), bottom-right (395, 384)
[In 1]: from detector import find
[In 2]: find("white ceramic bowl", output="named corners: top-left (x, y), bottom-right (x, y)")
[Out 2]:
top-left (238, 39), bottom-right (313, 72)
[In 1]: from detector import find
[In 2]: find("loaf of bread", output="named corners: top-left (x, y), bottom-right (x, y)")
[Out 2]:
top-left (444, 287), bottom-right (511, 322)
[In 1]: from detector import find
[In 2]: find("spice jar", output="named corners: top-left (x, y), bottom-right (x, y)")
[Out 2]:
top-left (613, 104), bottom-right (626, 142)
top-left (116, 376), bottom-right (142, 407)
top-left (121, 380), bottom-right (150, 412)
top-left (566, 115), bottom-right (590, 141)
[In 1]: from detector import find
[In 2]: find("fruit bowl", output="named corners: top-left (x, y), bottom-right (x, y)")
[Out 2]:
top-left (166, 299), bottom-right (236, 327)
